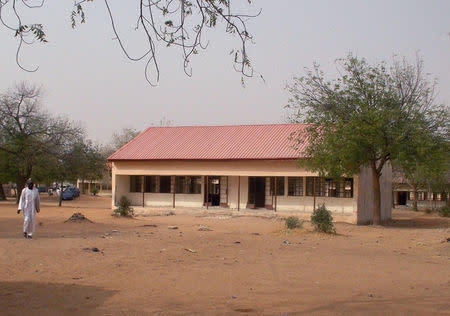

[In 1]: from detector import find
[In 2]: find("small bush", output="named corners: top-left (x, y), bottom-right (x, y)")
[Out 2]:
top-left (285, 216), bottom-right (303, 229)
top-left (424, 208), bottom-right (433, 214)
top-left (113, 196), bottom-right (134, 217)
top-left (311, 204), bottom-right (335, 234)
top-left (438, 206), bottom-right (450, 217)
top-left (90, 186), bottom-right (99, 196)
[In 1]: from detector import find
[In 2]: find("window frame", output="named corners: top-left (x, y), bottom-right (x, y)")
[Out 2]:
top-left (288, 177), bottom-right (304, 196)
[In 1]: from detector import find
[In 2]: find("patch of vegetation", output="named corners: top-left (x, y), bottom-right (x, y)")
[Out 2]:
top-left (285, 216), bottom-right (303, 229)
top-left (424, 208), bottom-right (433, 214)
top-left (311, 204), bottom-right (335, 234)
top-left (113, 196), bottom-right (134, 217)
top-left (90, 186), bottom-right (99, 196)
top-left (438, 206), bottom-right (450, 217)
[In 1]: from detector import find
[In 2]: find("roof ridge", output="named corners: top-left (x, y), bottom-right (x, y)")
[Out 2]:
top-left (140, 122), bottom-right (306, 128)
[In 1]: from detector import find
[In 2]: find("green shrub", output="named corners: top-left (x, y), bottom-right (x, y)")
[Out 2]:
top-left (90, 186), bottom-right (99, 196)
top-left (438, 206), bottom-right (450, 217)
top-left (311, 204), bottom-right (335, 234)
top-left (424, 208), bottom-right (433, 214)
top-left (285, 216), bottom-right (303, 229)
top-left (113, 196), bottom-right (134, 217)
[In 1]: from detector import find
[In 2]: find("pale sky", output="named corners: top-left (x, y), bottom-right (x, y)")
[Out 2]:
top-left (1, 1), bottom-right (449, 144)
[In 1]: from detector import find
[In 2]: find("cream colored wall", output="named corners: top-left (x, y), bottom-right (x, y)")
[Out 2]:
top-left (112, 160), bottom-right (318, 177)
top-left (227, 176), bottom-right (248, 209)
top-left (111, 160), bottom-right (392, 224)
top-left (143, 193), bottom-right (173, 207)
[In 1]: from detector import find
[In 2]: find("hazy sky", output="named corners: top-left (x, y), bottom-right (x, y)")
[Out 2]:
top-left (1, 1), bottom-right (449, 144)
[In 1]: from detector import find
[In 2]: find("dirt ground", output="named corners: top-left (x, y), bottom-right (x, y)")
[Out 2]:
top-left (0, 195), bottom-right (449, 316)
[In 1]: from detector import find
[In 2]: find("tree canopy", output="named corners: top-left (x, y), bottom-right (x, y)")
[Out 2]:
top-left (0, 0), bottom-right (259, 84)
top-left (286, 55), bottom-right (449, 224)
top-left (0, 82), bottom-right (106, 203)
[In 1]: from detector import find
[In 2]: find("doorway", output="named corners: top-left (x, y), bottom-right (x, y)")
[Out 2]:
top-left (248, 177), bottom-right (266, 208)
top-left (204, 176), bottom-right (220, 206)
top-left (397, 191), bottom-right (407, 205)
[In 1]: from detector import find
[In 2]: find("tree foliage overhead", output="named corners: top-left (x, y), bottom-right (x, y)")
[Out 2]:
top-left (0, 0), bottom-right (259, 84)
top-left (286, 54), bottom-right (449, 224)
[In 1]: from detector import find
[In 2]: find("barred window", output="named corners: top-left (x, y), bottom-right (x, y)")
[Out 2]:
top-left (417, 192), bottom-right (425, 201)
top-left (130, 175), bottom-right (142, 192)
top-left (175, 176), bottom-right (201, 194)
top-left (344, 178), bottom-right (353, 198)
top-left (144, 176), bottom-right (157, 193)
top-left (288, 177), bottom-right (303, 196)
top-left (270, 177), bottom-right (285, 196)
top-left (306, 177), bottom-right (323, 196)
top-left (324, 179), bottom-right (338, 197)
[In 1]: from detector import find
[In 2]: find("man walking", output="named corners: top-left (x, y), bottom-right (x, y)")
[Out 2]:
top-left (17, 178), bottom-right (40, 239)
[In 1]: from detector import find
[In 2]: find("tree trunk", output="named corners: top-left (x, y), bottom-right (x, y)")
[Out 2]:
top-left (412, 187), bottom-right (418, 211)
top-left (58, 181), bottom-right (63, 207)
top-left (428, 184), bottom-right (433, 210)
top-left (15, 176), bottom-right (28, 204)
top-left (392, 189), bottom-right (395, 209)
top-left (81, 179), bottom-right (85, 195)
top-left (371, 163), bottom-right (381, 225)
top-left (0, 184), bottom-right (6, 200)
top-left (447, 192), bottom-right (450, 207)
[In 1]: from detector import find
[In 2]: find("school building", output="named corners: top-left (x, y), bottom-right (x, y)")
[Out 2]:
top-left (107, 124), bottom-right (392, 224)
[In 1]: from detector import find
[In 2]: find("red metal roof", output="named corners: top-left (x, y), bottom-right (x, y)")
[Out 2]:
top-left (107, 123), bottom-right (310, 161)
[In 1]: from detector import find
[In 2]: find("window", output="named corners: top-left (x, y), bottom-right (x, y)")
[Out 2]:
top-left (306, 177), bottom-right (313, 196)
top-left (288, 177), bottom-right (303, 196)
top-left (270, 177), bottom-right (284, 196)
top-left (306, 177), bottom-right (352, 198)
top-left (144, 176), bottom-right (157, 193)
top-left (306, 177), bottom-right (321, 196)
top-left (130, 175), bottom-right (142, 192)
top-left (325, 179), bottom-right (339, 197)
top-left (344, 178), bottom-right (353, 198)
top-left (306, 177), bottom-right (324, 196)
top-left (159, 176), bottom-right (172, 193)
top-left (175, 176), bottom-right (201, 194)
top-left (417, 191), bottom-right (425, 201)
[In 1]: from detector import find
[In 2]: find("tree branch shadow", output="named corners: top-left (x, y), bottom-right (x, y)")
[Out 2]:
top-left (0, 281), bottom-right (117, 315)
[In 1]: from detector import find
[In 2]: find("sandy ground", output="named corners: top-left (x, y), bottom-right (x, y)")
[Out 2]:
top-left (0, 195), bottom-right (449, 316)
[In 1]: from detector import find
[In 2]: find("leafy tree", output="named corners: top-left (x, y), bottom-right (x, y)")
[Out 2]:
top-left (286, 55), bottom-right (449, 225)
top-left (110, 127), bottom-right (140, 152)
top-left (0, 82), bottom-right (82, 203)
top-left (0, 0), bottom-right (259, 84)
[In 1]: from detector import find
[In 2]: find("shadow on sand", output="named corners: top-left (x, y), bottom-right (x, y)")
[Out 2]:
top-left (383, 216), bottom-right (450, 229)
top-left (0, 281), bottom-right (116, 315)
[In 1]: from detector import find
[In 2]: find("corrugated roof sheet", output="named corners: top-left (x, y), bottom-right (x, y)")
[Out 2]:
top-left (107, 123), bottom-right (310, 161)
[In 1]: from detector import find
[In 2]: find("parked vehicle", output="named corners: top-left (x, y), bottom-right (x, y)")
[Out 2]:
top-left (38, 186), bottom-right (47, 193)
top-left (61, 187), bottom-right (76, 200)
top-left (72, 186), bottom-right (80, 197)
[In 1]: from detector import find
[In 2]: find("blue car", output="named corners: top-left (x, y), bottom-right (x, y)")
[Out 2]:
top-left (62, 187), bottom-right (76, 200)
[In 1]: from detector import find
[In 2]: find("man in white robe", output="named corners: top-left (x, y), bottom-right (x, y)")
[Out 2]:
top-left (17, 178), bottom-right (40, 239)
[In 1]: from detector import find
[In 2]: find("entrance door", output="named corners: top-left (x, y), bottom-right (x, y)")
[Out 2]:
top-left (249, 177), bottom-right (266, 208)
top-left (398, 191), bottom-right (407, 205)
top-left (204, 176), bottom-right (220, 206)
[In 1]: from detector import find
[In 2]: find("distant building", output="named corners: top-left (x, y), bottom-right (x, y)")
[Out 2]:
top-left (76, 178), bottom-right (111, 196)
top-left (107, 124), bottom-right (392, 224)
top-left (392, 168), bottom-right (449, 209)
